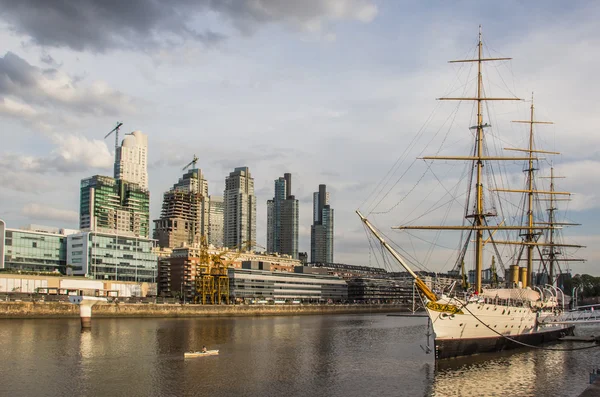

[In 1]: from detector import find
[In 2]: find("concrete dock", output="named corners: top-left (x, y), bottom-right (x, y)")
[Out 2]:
top-left (578, 377), bottom-right (600, 396)
top-left (578, 369), bottom-right (600, 397)
top-left (0, 301), bottom-right (409, 318)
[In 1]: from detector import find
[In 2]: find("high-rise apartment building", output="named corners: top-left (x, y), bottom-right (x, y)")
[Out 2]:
top-left (80, 175), bottom-right (150, 238)
top-left (153, 168), bottom-right (209, 248)
top-left (208, 195), bottom-right (224, 247)
top-left (311, 184), bottom-right (334, 263)
top-left (267, 173), bottom-right (298, 258)
top-left (114, 130), bottom-right (148, 190)
top-left (223, 167), bottom-right (256, 250)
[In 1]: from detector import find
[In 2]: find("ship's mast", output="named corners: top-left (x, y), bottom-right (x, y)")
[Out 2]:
top-left (395, 26), bottom-right (523, 293)
top-left (361, 27), bottom-right (584, 296)
top-left (538, 169), bottom-right (584, 285)
top-left (495, 96), bottom-right (567, 287)
top-left (510, 96), bottom-right (555, 286)
top-left (547, 167), bottom-right (558, 282)
top-left (526, 101), bottom-right (536, 284)
top-left (474, 26), bottom-right (485, 294)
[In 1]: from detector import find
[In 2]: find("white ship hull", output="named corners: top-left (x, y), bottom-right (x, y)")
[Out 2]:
top-left (426, 297), bottom-right (573, 359)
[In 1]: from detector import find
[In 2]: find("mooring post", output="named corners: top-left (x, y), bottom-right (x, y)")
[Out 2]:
top-left (69, 296), bottom-right (107, 329)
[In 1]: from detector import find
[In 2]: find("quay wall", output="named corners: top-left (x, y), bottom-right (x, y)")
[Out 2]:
top-left (0, 302), bottom-right (410, 319)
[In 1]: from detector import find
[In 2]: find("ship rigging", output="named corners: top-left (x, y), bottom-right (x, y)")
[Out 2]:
top-left (358, 26), bottom-right (585, 359)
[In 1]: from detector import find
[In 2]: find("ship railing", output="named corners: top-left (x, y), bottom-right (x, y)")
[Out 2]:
top-left (538, 308), bottom-right (600, 324)
top-left (447, 291), bottom-right (535, 309)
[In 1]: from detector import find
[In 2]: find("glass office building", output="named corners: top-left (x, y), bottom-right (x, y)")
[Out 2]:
top-left (1, 227), bottom-right (67, 273)
top-left (67, 231), bottom-right (157, 283)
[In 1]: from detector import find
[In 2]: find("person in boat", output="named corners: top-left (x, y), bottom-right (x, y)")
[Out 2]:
top-left (201, 345), bottom-right (207, 353)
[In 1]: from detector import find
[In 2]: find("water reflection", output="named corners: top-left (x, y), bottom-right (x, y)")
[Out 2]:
top-left (79, 329), bottom-right (93, 359)
top-left (0, 316), bottom-right (599, 396)
top-left (431, 332), bottom-right (600, 397)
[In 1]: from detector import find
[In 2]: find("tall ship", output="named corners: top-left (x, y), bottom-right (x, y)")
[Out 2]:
top-left (358, 27), bottom-right (583, 359)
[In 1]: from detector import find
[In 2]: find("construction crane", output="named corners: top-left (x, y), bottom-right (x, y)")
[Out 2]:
top-left (104, 122), bottom-right (123, 151)
top-left (195, 236), bottom-right (232, 305)
top-left (182, 155), bottom-right (199, 171)
top-left (242, 240), bottom-right (265, 252)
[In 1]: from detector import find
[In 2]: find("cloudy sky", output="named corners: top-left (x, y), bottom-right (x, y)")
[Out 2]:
top-left (1, 0), bottom-right (599, 275)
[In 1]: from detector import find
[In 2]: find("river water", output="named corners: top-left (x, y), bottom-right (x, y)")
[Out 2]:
top-left (1, 314), bottom-right (599, 396)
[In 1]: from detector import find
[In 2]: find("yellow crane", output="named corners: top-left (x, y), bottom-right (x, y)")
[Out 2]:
top-left (242, 240), bottom-right (266, 252)
top-left (194, 236), bottom-right (231, 305)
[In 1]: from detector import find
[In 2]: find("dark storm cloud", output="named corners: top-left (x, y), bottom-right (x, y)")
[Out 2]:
top-left (0, 52), bottom-right (39, 91)
top-left (0, 0), bottom-right (377, 52)
top-left (0, 0), bottom-right (225, 52)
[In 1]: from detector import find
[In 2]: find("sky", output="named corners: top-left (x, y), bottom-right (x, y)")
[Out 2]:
top-left (0, 0), bottom-right (599, 275)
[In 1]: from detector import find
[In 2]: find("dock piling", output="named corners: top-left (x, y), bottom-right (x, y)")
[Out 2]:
top-left (69, 296), bottom-right (107, 329)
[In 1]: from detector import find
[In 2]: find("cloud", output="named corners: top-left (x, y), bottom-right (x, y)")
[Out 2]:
top-left (0, 52), bottom-right (137, 118)
top-left (49, 134), bottom-right (114, 171)
top-left (214, 0), bottom-right (378, 34)
top-left (39, 53), bottom-right (61, 67)
top-left (21, 203), bottom-right (78, 223)
top-left (0, 134), bottom-right (113, 174)
top-left (0, 51), bottom-right (140, 136)
top-left (0, 0), bottom-right (377, 52)
top-left (0, 168), bottom-right (55, 194)
top-left (555, 160), bottom-right (600, 211)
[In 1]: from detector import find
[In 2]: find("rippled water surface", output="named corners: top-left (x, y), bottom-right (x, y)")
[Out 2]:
top-left (1, 314), bottom-right (599, 396)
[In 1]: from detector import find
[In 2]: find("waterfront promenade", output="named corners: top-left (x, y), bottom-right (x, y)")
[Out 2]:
top-left (0, 301), bottom-right (409, 318)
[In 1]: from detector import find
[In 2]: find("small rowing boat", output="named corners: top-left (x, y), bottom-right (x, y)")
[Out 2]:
top-left (184, 350), bottom-right (219, 358)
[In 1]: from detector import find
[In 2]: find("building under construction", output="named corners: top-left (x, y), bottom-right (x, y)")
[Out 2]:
top-left (154, 167), bottom-right (209, 249)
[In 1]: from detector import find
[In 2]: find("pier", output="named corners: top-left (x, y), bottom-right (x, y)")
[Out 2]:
top-left (539, 309), bottom-right (600, 325)
top-left (68, 296), bottom-right (107, 328)
top-left (578, 369), bottom-right (600, 397)
top-left (0, 301), bottom-right (408, 319)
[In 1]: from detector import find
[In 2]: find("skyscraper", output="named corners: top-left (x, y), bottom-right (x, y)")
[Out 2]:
top-left (153, 168), bottom-right (209, 248)
top-left (80, 175), bottom-right (150, 238)
top-left (114, 130), bottom-right (148, 190)
top-left (208, 195), bottom-right (224, 247)
top-left (224, 167), bottom-right (256, 250)
top-left (267, 173), bottom-right (298, 258)
top-left (311, 184), bottom-right (334, 263)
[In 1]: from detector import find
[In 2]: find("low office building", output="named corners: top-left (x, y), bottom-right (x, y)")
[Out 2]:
top-left (347, 278), bottom-right (412, 303)
top-left (0, 223), bottom-right (79, 274)
top-left (157, 245), bottom-right (303, 301)
top-left (229, 267), bottom-right (347, 302)
top-left (0, 273), bottom-right (155, 297)
top-left (67, 231), bottom-right (158, 283)
top-left (389, 271), bottom-right (458, 291)
top-left (234, 252), bottom-right (301, 269)
top-left (242, 260), bottom-right (295, 273)
top-left (308, 263), bottom-right (388, 280)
